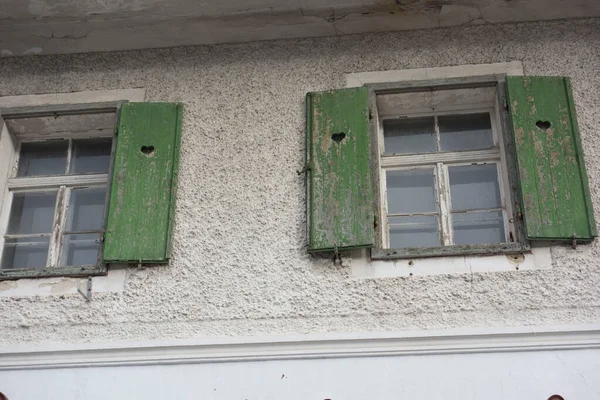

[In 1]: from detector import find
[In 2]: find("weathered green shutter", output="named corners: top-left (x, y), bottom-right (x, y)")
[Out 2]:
top-left (507, 76), bottom-right (596, 241)
top-left (103, 103), bottom-right (183, 263)
top-left (306, 87), bottom-right (374, 252)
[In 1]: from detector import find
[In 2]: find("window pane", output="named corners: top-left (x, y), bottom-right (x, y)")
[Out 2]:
top-left (1, 237), bottom-right (50, 269)
top-left (7, 192), bottom-right (56, 234)
top-left (439, 113), bottom-right (494, 151)
top-left (386, 169), bottom-right (436, 214)
top-left (61, 233), bottom-right (101, 267)
top-left (453, 211), bottom-right (505, 245)
top-left (389, 216), bottom-right (440, 248)
top-left (18, 141), bottom-right (68, 176)
top-left (383, 117), bottom-right (436, 154)
top-left (448, 164), bottom-right (501, 211)
top-left (66, 187), bottom-right (107, 232)
top-left (71, 139), bottom-right (112, 174)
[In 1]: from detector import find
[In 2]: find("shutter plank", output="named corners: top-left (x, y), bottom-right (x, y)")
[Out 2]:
top-left (507, 77), bottom-right (596, 240)
top-left (103, 103), bottom-right (183, 263)
top-left (306, 87), bottom-right (373, 252)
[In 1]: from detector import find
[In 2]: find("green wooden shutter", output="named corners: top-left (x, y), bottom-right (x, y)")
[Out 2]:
top-left (103, 103), bottom-right (183, 263)
top-left (507, 76), bottom-right (596, 241)
top-left (306, 87), bottom-right (374, 252)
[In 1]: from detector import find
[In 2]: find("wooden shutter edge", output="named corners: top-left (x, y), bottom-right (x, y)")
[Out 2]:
top-left (564, 79), bottom-right (597, 239)
top-left (165, 103), bottom-right (184, 259)
top-left (99, 104), bottom-right (123, 266)
top-left (102, 104), bottom-right (128, 264)
top-left (305, 93), bottom-right (314, 252)
top-left (497, 79), bottom-right (529, 247)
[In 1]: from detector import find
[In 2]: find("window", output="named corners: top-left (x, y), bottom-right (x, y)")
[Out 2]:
top-left (305, 76), bottom-right (596, 258)
top-left (0, 110), bottom-right (115, 274)
top-left (375, 86), bottom-right (515, 256)
top-left (0, 102), bottom-right (183, 279)
top-left (1, 136), bottom-right (113, 270)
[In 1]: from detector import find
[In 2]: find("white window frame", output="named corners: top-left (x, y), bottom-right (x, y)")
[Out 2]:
top-left (377, 106), bottom-right (513, 250)
top-left (367, 75), bottom-right (529, 260)
top-left (0, 103), bottom-right (120, 279)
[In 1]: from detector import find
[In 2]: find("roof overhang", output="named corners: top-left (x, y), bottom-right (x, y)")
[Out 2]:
top-left (1, 0), bottom-right (599, 57)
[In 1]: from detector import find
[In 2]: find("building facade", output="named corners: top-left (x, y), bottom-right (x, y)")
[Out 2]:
top-left (0, 2), bottom-right (599, 398)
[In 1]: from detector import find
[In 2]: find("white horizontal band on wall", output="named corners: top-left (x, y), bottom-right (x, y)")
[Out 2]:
top-left (1, 324), bottom-right (599, 371)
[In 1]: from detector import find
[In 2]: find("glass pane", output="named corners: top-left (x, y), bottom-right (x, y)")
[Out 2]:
top-left (439, 113), bottom-right (494, 151)
top-left (389, 216), bottom-right (440, 249)
top-left (448, 164), bottom-right (501, 211)
top-left (7, 192), bottom-right (56, 234)
top-left (386, 169), bottom-right (436, 214)
top-left (383, 117), bottom-right (436, 154)
top-left (71, 139), bottom-right (112, 174)
top-left (61, 233), bottom-right (101, 267)
top-left (17, 141), bottom-right (68, 176)
top-left (66, 187), bottom-right (107, 232)
top-left (453, 211), bottom-right (505, 245)
top-left (1, 237), bottom-right (50, 269)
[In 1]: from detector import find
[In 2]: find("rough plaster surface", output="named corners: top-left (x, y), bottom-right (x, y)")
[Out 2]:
top-left (0, 19), bottom-right (599, 346)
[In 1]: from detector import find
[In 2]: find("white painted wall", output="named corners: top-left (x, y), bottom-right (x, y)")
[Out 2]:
top-left (0, 18), bottom-right (599, 347)
top-left (1, 348), bottom-right (599, 399)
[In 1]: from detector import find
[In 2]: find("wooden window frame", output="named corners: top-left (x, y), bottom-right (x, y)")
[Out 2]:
top-left (0, 102), bottom-right (122, 280)
top-left (368, 75), bottom-right (530, 260)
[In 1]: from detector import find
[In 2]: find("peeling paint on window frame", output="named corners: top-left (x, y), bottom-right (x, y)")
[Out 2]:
top-left (367, 75), bottom-right (529, 260)
top-left (0, 102), bottom-right (124, 280)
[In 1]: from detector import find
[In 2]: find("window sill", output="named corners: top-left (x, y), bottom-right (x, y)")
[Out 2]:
top-left (350, 244), bottom-right (551, 278)
top-left (0, 264), bottom-right (107, 281)
top-left (371, 243), bottom-right (530, 260)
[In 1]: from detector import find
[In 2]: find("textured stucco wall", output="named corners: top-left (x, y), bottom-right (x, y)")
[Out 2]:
top-left (0, 18), bottom-right (599, 345)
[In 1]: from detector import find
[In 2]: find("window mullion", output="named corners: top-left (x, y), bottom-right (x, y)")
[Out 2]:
top-left (437, 163), bottom-right (453, 246)
top-left (65, 139), bottom-right (73, 174)
top-left (376, 114), bottom-right (390, 249)
top-left (434, 114), bottom-right (440, 152)
top-left (380, 168), bottom-right (390, 248)
top-left (46, 185), bottom-right (69, 268)
top-left (495, 161), bottom-right (511, 242)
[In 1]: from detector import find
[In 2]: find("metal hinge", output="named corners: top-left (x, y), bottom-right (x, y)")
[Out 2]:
top-left (332, 242), bottom-right (342, 264)
top-left (296, 165), bottom-right (311, 176)
top-left (502, 96), bottom-right (508, 110)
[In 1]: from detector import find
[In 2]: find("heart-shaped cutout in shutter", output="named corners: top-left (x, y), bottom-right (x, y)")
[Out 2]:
top-left (141, 145), bottom-right (155, 156)
top-left (536, 120), bottom-right (552, 131)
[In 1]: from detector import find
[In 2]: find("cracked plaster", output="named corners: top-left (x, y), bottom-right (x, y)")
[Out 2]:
top-left (0, 19), bottom-right (599, 346)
